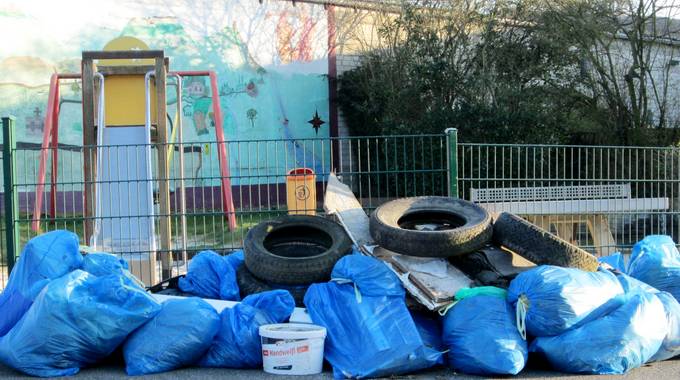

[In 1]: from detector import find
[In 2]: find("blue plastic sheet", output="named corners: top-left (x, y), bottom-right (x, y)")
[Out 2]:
top-left (507, 265), bottom-right (624, 337)
top-left (304, 255), bottom-right (444, 379)
top-left (531, 292), bottom-right (667, 374)
top-left (442, 287), bottom-right (527, 375)
top-left (628, 235), bottom-right (680, 301)
top-left (179, 250), bottom-right (242, 301)
top-left (0, 270), bottom-right (160, 377)
top-left (199, 289), bottom-right (294, 368)
top-left (123, 297), bottom-right (220, 375)
top-left (650, 292), bottom-right (680, 362)
top-left (0, 230), bottom-right (82, 336)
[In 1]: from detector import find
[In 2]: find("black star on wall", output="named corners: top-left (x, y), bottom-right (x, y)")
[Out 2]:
top-left (308, 110), bottom-right (325, 135)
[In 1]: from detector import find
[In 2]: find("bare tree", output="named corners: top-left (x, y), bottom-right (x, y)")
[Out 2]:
top-left (542, 0), bottom-right (680, 143)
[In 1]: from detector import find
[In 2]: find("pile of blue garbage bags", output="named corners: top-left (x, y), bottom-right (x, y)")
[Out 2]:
top-left (0, 231), bottom-right (294, 377)
top-left (1, 231), bottom-right (680, 378)
top-left (505, 235), bottom-right (680, 375)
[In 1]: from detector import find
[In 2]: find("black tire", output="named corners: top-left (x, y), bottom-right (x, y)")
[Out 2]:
top-left (244, 215), bottom-right (353, 285)
top-left (369, 196), bottom-right (493, 257)
top-left (236, 266), bottom-right (307, 307)
top-left (492, 212), bottom-right (599, 271)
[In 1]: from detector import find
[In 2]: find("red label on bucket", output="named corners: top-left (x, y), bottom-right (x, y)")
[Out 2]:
top-left (264, 347), bottom-right (298, 357)
top-left (296, 345), bottom-right (309, 353)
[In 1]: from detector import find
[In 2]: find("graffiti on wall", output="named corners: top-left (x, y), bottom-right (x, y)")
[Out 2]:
top-left (0, 0), bottom-right (331, 187)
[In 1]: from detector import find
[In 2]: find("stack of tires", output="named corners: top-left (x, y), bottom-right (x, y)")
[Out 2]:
top-left (369, 197), bottom-right (599, 282)
top-left (238, 215), bottom-right (353, 305)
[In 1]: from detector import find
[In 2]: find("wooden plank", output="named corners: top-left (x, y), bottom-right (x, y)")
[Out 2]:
top-left (83, 50), bottom-right (164, 60)
top-left (97, 65), bottom-right (156, 76)
top-left (550, 215), bottom-right (589, 224)
top-left (555, 223), bottom-right (575, 244)
top-left (128, 258), bottom-right (154, 287)
top-left (97, 59), bottom-right (168, 76)
top-left (587, 215), bottom-right (618, 255)
top-left (477, 197), bottom-right (669, 215)
top-left (526, 215), bottom-right (552, 232)
top-left (81, 58), bottom-right (96, 244)
top-left (155, 57), bottom-right (173, 280)
top-left (385, 251), bottom-right (473, 302)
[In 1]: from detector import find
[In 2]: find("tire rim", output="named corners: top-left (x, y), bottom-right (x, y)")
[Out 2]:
top-left (397, 210), bottom-right (467, 231)
top-left (262, 223), bottom-right (334, 259)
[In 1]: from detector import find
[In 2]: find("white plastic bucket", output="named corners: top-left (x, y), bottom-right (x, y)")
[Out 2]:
top-left (259, 323), bottom-right (327, 375)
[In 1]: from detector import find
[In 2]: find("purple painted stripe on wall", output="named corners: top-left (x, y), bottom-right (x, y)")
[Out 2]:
top-left (4, 182), bottom-right (325, 214)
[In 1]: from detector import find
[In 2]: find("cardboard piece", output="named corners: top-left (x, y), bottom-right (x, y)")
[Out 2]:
top-left (324, 173), bottom-right (473, 310)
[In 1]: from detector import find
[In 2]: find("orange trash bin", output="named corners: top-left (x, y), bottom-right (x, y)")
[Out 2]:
top-left (286, 168), bottom-right (316, 215)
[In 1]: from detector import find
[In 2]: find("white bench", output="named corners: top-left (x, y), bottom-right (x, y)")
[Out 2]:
top-left (470, 184), bottom-right (669, 255)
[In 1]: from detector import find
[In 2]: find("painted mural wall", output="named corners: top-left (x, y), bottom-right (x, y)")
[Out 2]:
top-left (0, 0), bottom-right (331, 188)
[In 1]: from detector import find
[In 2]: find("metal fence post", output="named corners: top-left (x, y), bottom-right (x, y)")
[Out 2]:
top-left (445, 128), bottom-right (459, 198)
top-left (2, 117), bottom-right (18, 272)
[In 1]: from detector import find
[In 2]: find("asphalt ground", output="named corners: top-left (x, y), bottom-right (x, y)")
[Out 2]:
top-left (1, 358), bottom-right (679, 379)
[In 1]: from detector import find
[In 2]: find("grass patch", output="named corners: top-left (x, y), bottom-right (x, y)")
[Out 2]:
top-left (6, 209), bottom-right (290, 259)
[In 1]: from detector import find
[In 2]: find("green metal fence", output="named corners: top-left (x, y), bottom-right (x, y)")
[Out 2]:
top-left (458, 143), bottom-right (680, 254)
top-left (1, 117), bottom-right (17, 291)
top-left (3, 118), bottom-right (680, 288)
top-left (6, 127), bottom-right (450, 285)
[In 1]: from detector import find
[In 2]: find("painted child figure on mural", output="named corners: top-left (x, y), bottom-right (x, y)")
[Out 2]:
top-left (184, 77), bottom-right (213, 136)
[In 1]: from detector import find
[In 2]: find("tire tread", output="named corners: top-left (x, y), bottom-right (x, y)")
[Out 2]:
top-left (492, 212), bottom-right (599, 271)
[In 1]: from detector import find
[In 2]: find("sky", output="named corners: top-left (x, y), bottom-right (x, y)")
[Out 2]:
top-left (658, 0), bottom-right (680, 18)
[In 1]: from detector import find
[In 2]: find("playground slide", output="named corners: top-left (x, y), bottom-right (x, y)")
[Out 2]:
top-left (31, 61), bottom-right (235, 287)
top-left (93, 125), bottom-right (156, 257)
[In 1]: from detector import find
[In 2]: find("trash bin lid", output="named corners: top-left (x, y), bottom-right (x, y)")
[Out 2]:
top-left (287, 167), bottom-right (314, 179)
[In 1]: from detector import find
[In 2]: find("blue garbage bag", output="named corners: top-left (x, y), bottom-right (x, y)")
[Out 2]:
top-left (329, 254), bottom-right (405, 297)
top-left (442, 287), bottom-right (527, 375)
top-left (0, 270), bottom-right (160, 377)
top-left (609, 270), bottom-right (680, 362)
top-left (411, 312), bottom-right (444, 353)
top-left (598, 252), bottom-right (626, 272)
top-left (607, 267), bottom-right (680, 362)
top-left (650, 292), bottom-right (680, 362)
top-left (225, 250), bottom-right (244, 271)
top-left (531, 292), bottom-right (666, 374)
top-left (628, 235), bottom-right (680, 301)
top-left (198, 290), bottom-right (295, 368)
top-left (81, 253), bottom-right (143, 288)
top-left (304, 255), bottom-right (444, 379)
top-left (614, 272), bottom-right (659, 295)
top-left (123, 297), bottom-right (220, 375)
top-left (507, 265), bottom-right (624, 337)
top-left (179, 250), bottom-right (241, 300)
top-left (0, 230), bottom-right (82, 336)
top-left (81, 252), bottom-right (128, 277)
